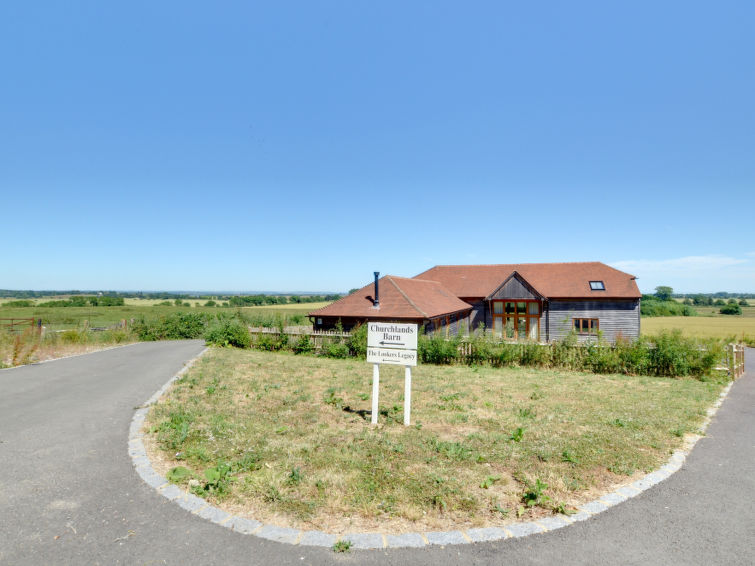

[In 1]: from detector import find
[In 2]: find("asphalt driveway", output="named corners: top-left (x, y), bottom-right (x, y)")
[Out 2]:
top-left (1, 342), bottom-right (752, 565)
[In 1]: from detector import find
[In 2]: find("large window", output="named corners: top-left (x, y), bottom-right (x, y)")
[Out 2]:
top-left (573, 318), bottom-right (599, 335)
top-left (492, 300), bottom-right (540, 341)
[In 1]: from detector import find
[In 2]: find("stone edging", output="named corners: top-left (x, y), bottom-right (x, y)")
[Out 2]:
top-left (128, 353), bottom-right (735, 549)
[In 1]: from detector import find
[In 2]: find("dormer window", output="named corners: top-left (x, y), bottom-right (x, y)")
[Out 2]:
top-left (589, 281), bottom-right (605, 291)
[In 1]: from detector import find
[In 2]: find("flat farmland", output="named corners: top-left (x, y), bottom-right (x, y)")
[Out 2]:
top-left (0, 303), bottom-right (325, 332)
top-left (642, 314), bottom-right (755, 341)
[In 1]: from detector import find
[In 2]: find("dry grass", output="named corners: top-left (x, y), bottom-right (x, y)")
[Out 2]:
top-left (0, 328), bottom-right (135, 368)
top-left (145, 348), bottom-right (727, 534)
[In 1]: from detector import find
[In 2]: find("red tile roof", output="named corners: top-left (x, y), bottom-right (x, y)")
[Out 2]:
top-left (413, 262), bottom-right (641, 299)
top-left (308, 276), bottom-right (472, 320)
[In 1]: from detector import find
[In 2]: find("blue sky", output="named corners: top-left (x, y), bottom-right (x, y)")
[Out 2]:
top-left (2, 1), bottom-right (753, 293)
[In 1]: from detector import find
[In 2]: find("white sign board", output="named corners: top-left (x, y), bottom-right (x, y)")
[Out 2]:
top-left (367, 322), bottom-right (418, 350)
top-left (367, 346), bottom-right (418, 366)
top-left (366, 321), bottom-right (418, 426)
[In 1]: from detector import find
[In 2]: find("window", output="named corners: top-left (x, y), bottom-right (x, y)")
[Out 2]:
top-left (589, 281), bottom-right (605, 290)
top-left (573, 318), bottom-right (599, 335)
top-left (491, 300), bottom-right (540, 341)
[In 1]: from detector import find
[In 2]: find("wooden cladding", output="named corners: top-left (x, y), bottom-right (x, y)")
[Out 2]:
top-left (491, 300), bottom-right (540, 341)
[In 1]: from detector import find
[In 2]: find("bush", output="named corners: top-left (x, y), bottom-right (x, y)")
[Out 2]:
top-left (520, 343), bottom-right (549, 367)
top-left (720, 303), bottom-right (742, 315)
top-left (641, 297), bottom-right (697, 317)
top-left (292, 334), bottom-right (314, 354)
top-left (61, 329), bottom-right (88, 344)
top-left (419, 332), bottom-right (459, 364)
top-left (347, 323), bottom-right (368, 358)
top-left (132, 312), bottom-right (209, 341)
top-left (322, 341), bottom-right (350, 359)
top-left (205, 320), bottom-right (251, 348)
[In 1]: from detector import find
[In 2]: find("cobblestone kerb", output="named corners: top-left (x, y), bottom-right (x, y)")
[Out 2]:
top-left (129, 355), bottom-right (735, 549)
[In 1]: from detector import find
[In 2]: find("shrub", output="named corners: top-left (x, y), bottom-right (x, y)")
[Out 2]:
top-left (520, 343), bottom-right (549, 367)
top-left (347, 323), bottom-right (368, 358)
top-left (720, 303), bottom-right (741, 315)
top-left (132, 312), bottom-right (209, 341)
top-left (61, 329), bottom-right (88, 344)
top-left (419, 332), bottom-right (459, 364)
top-left (292, 334), bottom-right (314, 354)
top-left (323, 341), bottom-right (350, 359)
top-left (205, 319), bottom-right (251, 348)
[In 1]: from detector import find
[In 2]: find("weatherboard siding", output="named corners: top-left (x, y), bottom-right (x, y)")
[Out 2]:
top-left (546, 299), bottom-right (640, 343)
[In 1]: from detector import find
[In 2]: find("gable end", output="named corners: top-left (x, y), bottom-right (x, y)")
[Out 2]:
top-left (486, 272), bottom-right (544, 301)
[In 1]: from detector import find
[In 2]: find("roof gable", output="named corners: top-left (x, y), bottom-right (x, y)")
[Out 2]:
top-left (486, 272), bottom-right (543, 300)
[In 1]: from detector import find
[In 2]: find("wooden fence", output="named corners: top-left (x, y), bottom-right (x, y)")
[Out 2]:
top-left (248, 327), bottom-right (350, 351)
top-left (0, 318), bottom-right (39, 334)
top-left (719, 343), bottom-right (746, 378)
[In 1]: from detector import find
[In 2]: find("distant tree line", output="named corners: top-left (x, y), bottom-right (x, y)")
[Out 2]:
top-left (673, 292), bottom-right (755, 300)
top-left (227, 294), bottom-right (341, 307)
top-left (643, 286), bottom-right (746, 316)
top-left (0, 290), bottom-right (342, 302)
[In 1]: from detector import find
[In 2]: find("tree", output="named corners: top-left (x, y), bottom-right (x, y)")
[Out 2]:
top-left (739, 298), bottom-right (749, 306)
top-left (654, 286), bottom-right (673, 301)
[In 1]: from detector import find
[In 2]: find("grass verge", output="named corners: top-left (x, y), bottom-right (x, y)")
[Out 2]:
top-left (0, 327), bottom-right (135, 368)
top-left (144, 348), bottom-right (728, 534)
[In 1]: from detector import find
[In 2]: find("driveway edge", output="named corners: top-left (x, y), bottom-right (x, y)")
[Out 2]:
top-left (129, 357), bottom-right (736, 549)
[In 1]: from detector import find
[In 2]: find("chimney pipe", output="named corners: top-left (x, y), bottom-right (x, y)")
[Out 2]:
top-left (373, 272), bottom-right (380, 308)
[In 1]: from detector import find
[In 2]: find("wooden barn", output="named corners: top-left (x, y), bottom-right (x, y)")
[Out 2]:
top-left (309, 262), bottom-right (641, 343)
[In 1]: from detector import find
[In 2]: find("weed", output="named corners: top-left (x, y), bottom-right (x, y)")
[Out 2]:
top-left (323, 387), bottom-right (344, 408)
top-left (287, 467), bottom-right (302, 485)
top-left (480, 475), bottom-right (501, 489)
top-left (554, 502), bottom-right (577, 515)
top-left (517, 407), bottom-right (536, 419)
top-left (509, 427), bottom-right (525, 442)
top-left (332, 540), bottom-right (352, 553)
top-left (522, 478), bottom-right (550, 508)
top-left (561, 450), bottom-right (579, 464)
top-left (494, 504), bottom-right (510, 516)
top-left (166, 466), bottom-right (194, 483)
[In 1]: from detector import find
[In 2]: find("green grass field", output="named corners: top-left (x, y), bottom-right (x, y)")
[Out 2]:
top-left (145, 348), bottom-right (726, 534)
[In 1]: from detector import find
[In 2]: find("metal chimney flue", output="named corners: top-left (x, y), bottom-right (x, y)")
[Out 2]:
top-left (373, 272), bottom-right (380, 308)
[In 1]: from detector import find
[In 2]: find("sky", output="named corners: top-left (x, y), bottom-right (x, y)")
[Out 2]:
top-left (1, 1), bottom-right (754, 294)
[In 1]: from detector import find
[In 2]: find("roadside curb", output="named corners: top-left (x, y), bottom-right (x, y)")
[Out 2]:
top-left (129, 358), bottom-right (737, 549)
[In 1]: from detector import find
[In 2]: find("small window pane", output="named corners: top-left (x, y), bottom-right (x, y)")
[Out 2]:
top-left (528, 302), bottom-right (539, 315)
top-left (574, 319), bottom-right (581, 332)
top-left (494, 317), bottom-right (503, 336)
top-left (493, 301), bottom-right (503, 314)
top-left (505, 302), bottom-right (516, 315)
top-left (505, 318), bottom-right (515, 338)
top-left (590, 281), bottom-right (605, 290)
top-left (518, 317), bottom-right (527, 338)
top-left (529, 319), bottom-right (538, 340)
top-left (517, 302), bottom-right (526, 314)
top-left (590, 319), bottom-right (598, 333)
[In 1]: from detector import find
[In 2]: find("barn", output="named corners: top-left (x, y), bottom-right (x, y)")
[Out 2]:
top-left (309, 262), bottom-right (641, 343)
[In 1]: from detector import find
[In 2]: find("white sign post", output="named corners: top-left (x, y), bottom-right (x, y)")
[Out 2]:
top-left (366, 322), bottom-right (418, 426)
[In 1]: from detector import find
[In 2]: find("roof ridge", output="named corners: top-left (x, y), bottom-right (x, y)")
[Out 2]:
top-left (428, 261), bottom-right (604, 268)
top-left (386, 276), bottom-right (428, 318)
